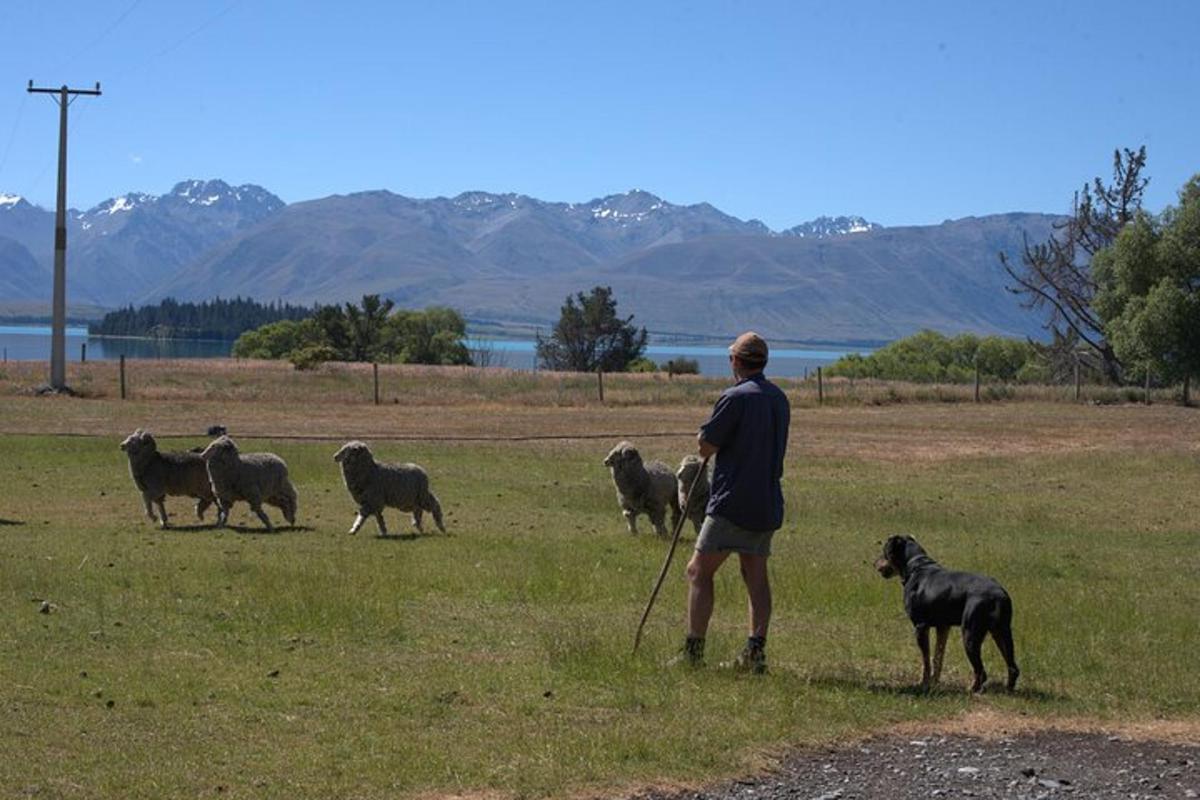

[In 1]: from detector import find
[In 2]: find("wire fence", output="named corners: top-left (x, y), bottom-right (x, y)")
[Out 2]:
top-left (0, 356), bottom-right (1192, 411)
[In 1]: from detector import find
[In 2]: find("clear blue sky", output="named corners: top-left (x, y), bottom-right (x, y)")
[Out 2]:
top-left (1, 0), bottom-right (1196, 230)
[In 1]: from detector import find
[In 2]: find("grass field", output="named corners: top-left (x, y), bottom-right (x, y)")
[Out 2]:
top-left (1, 361), bottom-right (1198, 799)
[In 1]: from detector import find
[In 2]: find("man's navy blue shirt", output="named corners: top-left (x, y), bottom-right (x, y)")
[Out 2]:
top-left (699, 372), bottom-right (791, 532)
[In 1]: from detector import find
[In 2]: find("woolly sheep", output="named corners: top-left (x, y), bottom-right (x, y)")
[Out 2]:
top-left (333, 441), bottom-right (445, 536)
top-left (675, 454), bottom-right (712, 535)
top-left (603, 440), bottom-right (680, 537)
top-left (199, 435), bottom-right (297, 531)
top-left (120, 429), bottom-right (216, 528)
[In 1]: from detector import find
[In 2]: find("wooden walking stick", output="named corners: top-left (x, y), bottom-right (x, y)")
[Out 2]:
top-left (632, 455), bottom-right (710, 655)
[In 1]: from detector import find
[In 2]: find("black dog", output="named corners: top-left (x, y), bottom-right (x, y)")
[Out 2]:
top-left (875, 535), bottom-right (1019, 693)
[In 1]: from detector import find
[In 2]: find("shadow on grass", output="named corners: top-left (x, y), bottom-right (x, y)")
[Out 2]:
top-left (157, 523), bottom-right (222, 533)
top-left (153, 523), bottom-right (313, 534)
top-left (212, 524), bottom-right (316, 535)
top-left (0, 518), bottom-right (26, 526)
top-left (805, 671), bottom-right (1068, 702)
top-left (370, 530), bottom-right (454, 542)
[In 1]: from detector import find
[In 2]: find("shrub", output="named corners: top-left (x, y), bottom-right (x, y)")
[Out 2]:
top-left (663, 358), bottom-right (700, 375)
top-left (289, 344), bottom-right (339, 371)
top-left (627, 358), bottom-right (658, 373)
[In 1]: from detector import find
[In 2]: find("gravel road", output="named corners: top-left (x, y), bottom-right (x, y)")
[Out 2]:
top-left (632, 731), bottom-right (1198, 800)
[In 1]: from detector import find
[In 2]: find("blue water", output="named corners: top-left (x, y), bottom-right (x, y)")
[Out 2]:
top-left (471, 338), bottom-right (863, 376)
top-left (0, 325), bottom-right (868, 377)
top-left (0, 326), bottom-right (232, 361)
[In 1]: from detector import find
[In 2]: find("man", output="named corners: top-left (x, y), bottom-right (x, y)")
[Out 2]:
top-left (675, 331), bottom-right (790, 673)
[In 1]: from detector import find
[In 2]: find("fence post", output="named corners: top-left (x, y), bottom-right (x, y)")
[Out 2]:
top-left (974, 364), bottom-right (981, 403)
top-left (373, 363), bottom-right (380, 406)
top-left (597, 369), bottom-right (605, 403)
top-left (803, 366), bottom-right (808, 381)
top-left (81, 342), bottom-right (86, 363)
top-left (1074, 358), bottom-right (1081, 402)
top-left (816, 366), bottom-right (824, 405)
top-left (1145, 366), bottom-right (1152, 406)
top-left (119, 354), bottom-right (127, 400)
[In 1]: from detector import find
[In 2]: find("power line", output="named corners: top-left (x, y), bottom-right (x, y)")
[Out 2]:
top-left (0, 92), bottom-right (28, 186)
top-left (61, 0), bottom-right (144, 72)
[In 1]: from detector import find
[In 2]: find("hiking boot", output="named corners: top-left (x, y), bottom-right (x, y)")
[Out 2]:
top-left (666, 636), bottom-right (705, 668)
top-left (721, 642), bottom-right (767, 674)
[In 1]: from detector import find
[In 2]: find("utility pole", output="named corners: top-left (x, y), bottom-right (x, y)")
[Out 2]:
top-left (27, 80), bottom-right (101, 392)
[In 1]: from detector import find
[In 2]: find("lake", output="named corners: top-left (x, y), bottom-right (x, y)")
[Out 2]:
top-left (0, 326), bottom-right (233, 362)
top-left (0, 325), bottom-right (869, 377)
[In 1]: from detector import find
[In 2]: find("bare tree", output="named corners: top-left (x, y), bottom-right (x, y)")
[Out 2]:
top-left (1000, 147), bottom-right (1148, 381)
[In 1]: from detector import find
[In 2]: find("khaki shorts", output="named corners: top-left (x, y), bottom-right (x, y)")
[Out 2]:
top-left (695, 514), bottom-right (775, 557)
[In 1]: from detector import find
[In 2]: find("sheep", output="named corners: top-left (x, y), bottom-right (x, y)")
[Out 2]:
top-left (333, 441), bottom-right (445, 536)
top-left (675, 454), bottom-right (712, 535)
top-left (119, 429), bottom-right (216, 528)
top-left (603, 440), bottom-right (680, 537)
top-left (198, 435), bottom-right (297, 531)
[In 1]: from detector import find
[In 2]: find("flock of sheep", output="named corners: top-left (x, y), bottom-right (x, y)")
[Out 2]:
top-left (120, 431), bottom-right (702, 539)
top-left (603, 441), bottom-right (710, 537)
top-left (120, 430), bottom-right (444, 535)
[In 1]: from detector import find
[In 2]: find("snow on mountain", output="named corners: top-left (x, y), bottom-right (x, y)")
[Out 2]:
top-left (162, 179), bottom-right (284, 210)
top-left (587, 189), bottom-right (670, 223)
top-left (0, 193), bottom-right (31, 210)
top-left (781, 215), bottom-right (881, 238)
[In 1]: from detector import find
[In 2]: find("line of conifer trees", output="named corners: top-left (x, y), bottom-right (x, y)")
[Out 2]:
top-left (89, 297), bottom-right (314, 341)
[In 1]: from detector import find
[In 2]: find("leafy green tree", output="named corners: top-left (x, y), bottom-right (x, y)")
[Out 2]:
top-left (974, 337), bottom-right (1029, 382)
top-left (344, 295), bottom-right (395, 362)
top-left (663, 357), bottom-right (701, 375)
top-left (384, 307), bottom-right (471, 365)
top-left (313, 305), bottom-right (354, 359)
top-left (826, 329), bottom-right (1043, 384)
top-left (232, 319), bottom-right (323, 359)
top-left (1094, 175), bottom-right (1200, 389)
top-left (536, 286), bottom-right (647, 372)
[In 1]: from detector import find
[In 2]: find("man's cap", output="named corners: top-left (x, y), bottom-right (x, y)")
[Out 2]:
top-left (729, 331), bottom-right (768, 365)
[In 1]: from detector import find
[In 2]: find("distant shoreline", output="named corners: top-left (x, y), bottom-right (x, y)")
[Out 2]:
top-left (0, 322), bottom-right (882, 353)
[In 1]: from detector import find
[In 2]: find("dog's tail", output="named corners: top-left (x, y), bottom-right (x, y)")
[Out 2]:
top-left (989, 592), bottom-right (1019, 690)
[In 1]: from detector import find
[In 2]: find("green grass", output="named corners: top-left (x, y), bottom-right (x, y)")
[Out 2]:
top-left (1, 432), bottom-right (1198, 798)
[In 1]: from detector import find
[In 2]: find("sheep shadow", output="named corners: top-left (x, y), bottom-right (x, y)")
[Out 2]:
top-left (156, 523), bottom-right (223, 534)
top-left (224, 524), bottom-right (314, 536)
top-left (0, 518), bottom-right (26, 526)
top-left (370, 530), bottom-right (452, 542)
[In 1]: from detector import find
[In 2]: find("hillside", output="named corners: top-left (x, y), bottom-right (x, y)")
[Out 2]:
top-left (1, 183), bottom-right (1058, 341)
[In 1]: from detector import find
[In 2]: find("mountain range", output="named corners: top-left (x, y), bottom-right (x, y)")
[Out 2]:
top-left (0, 181), bottom-right (1057, 341)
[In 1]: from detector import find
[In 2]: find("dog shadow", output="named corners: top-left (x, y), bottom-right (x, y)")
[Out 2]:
top-left (805, 671), bottom-right (1067, 702)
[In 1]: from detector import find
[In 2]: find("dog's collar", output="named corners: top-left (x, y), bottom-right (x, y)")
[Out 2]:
top-left (900, 554), bottom-right (935, 583)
